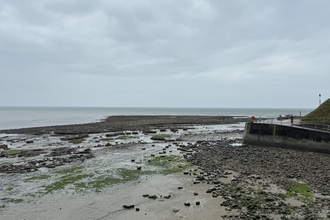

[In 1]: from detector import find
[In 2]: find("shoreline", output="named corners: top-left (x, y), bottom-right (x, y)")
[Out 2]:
top-left (0, 115), bottom-right (249, 135)
top-left (0, 117), bottom-right (329, 219)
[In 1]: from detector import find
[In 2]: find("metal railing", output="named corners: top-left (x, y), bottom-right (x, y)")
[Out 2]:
top-left (252, 116), bottom-right (300, 126)
top-left (300, 117), bottom-right (330, 132)
top-left (251, 116), bottom-right (330, 132)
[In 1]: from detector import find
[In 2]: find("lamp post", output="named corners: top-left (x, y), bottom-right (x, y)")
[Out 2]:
top-left (319, 94), bottom-right (321, 106)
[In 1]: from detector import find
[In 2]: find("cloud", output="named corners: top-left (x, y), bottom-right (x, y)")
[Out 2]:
top-left (0, 0), bottom-right (329, 107)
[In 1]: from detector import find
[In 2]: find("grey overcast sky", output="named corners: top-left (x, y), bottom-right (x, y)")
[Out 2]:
top-left (0, 0), bottom-right (329, 108)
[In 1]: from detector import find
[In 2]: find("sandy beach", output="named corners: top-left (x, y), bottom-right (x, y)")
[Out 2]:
top-left (0, 116), bottom-right (329, 219)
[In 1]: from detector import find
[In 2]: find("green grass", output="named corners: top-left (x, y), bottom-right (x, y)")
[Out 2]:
top-left (303, 98), bottom-right (330, 122)
top-left (1, 150), bottom-right (21, 155)
top-left (286, 182), bottom-right (313, 202)
top-left (150, 134), bottom-right (171, 140)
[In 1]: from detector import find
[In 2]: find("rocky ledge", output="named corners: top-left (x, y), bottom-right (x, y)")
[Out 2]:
top-left (181, 140), bottom-right (330, 219)
top-left (0, 147), bottom-right (94, 173)
top-left (0, 115), bottom-right (248, 135)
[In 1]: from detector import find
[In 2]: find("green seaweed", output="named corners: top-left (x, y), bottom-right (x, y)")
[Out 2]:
top-left (24, 175), bottom-right (50, 182)
top-left (1, 150), bottom-right (21, 155)
top-left (147, 155), bottom-right (191, 174)
top-left (150, 134), bottom-right (171, 140)
top-left (41, 156), bottom-right (189, 194)
top-left (43, 167), bottom-right (156, 193)
top-left (45, 174), bottom-right (94, 193)
top-left (7, 199), bottom-right (24, 204)
top-left (286, 182), bottom-right (313, 202)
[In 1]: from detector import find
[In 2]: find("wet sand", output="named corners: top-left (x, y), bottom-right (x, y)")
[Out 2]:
top-left (1, 116), bottom-right (330, 219)
top-left (1, 173), bottom-right (234, 220)
top-left (0, 117), bottom-right (245, 220)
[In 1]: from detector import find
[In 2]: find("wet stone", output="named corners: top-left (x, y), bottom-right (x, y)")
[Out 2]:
top-left (123, 205), bottom-right (134, 209)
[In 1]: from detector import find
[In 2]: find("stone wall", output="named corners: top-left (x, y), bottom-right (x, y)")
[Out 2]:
top-left (243, 122), bottom-right (330, 154)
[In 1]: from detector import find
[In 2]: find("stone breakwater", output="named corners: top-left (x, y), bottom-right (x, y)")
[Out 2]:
top-left (180, 140), bottom-right (330, 219)
top-left (0, 115), bottom-right (247, 135)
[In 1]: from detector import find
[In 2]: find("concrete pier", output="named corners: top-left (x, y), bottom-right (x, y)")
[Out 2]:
top-left (243, 122), bottom-right (330, 154)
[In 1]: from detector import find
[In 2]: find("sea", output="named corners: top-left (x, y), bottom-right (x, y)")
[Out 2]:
top-left (0, 107), bottom-right (313, 130)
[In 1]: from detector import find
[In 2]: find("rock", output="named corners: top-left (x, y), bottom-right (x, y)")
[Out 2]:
top-left (184, 202), bottom-right (191, 206)
top-left (206, 188), bottom-right (214, 193)
top-left (173, 208), bottom-right (180, 213)
top-left (224, 170), bottom-right (232, 175)
top-left (196, 201), bottom-right (200, 205)
top-left (149, 195), bottom-right (157, 199)
top-left (123, 205), bottom-right (134, 209)
top-left (0, 144), bottom-right (8, 150)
